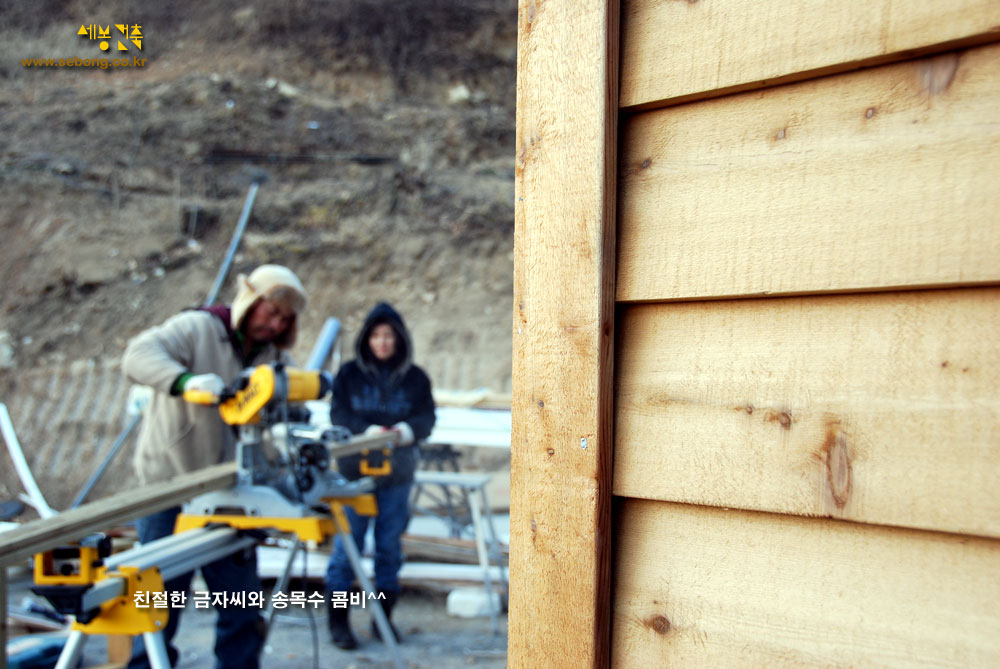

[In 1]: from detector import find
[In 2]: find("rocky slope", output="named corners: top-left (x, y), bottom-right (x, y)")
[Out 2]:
top-left (0, 0), bottom-right (516, 508)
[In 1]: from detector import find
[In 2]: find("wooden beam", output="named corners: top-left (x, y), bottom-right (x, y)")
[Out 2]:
top-left (401, 535), bottom-right (509, 565)
top-left (433, 389), bottom-right (511, 410)
top-left (620, 0), bottom-right (1000, 110)
top-left (510, 0), bottom-right (618, 665)
top-left (0, 463), bottom-right (237, 568)
top-left (613, 499), bottom-right (1000, 665)
top-left (615, 289), bottom-right (1000, 539)
top-left (617, 44), bottom-right (1000, 303)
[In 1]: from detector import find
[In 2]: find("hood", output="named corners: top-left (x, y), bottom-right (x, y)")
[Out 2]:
top-left (355, 302), bottom-right (413, 378)
top-left (229, 264), bottom-right (308, 349)
top-left (199, 304), bottom-right (235, 340)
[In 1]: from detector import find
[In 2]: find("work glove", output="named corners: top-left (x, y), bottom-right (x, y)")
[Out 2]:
top-left (364, 423), bottom-right (388, 437)
top-left (392, 421), bottom-right (415, 446)
top-left (183, 373), bottom-right (226, 401)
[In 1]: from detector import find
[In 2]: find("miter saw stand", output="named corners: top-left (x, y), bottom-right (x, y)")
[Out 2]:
top-left (30, 363), bottom-right (404, 669)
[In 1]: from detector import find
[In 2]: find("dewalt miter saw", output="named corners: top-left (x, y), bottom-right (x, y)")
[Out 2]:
top-left (31, 362), bottom-right (405, 669)
top-left (179, 362), bottom-right (384, 532)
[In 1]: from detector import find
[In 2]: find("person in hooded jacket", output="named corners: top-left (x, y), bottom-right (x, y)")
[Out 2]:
top-left (325, 302), bottom-right (435, 650)
top-left (122, 264), bottom-right (308, 669)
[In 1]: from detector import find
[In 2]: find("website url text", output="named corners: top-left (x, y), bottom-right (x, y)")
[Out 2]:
top-left (22, 56), bottom-right (147, 69)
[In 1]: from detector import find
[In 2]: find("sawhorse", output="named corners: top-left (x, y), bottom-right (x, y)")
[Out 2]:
top-left (412, 470), bottom-right (508, 635)
top-left (46, 498), bottom-right (404, 669)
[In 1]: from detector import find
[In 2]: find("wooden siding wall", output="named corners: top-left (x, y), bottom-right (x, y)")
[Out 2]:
top-left (613, 1), bottom-right (1000, 666)
top-left (510, 0), bottom-right (619, 666)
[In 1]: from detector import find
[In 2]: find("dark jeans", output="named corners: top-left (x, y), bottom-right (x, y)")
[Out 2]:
top-left (325, 481), bottom-right (412, 595)
top-left (127, 507), bottom-right (265, 669)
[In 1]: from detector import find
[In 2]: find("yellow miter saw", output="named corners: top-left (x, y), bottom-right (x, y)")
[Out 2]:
top-left (178, 362), bottom-right (392, 540)
top-left (32, 364), bottom-right (405, 669)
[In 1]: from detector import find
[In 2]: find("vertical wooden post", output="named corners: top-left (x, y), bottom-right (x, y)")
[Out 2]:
top-left (509, 0), bottom-right (619, 665)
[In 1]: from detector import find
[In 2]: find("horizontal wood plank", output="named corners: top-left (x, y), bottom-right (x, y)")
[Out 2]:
top-left (613, 499), bottom-right (1000, 666)
top-left (614, 289), bottom-right (1000, 539)
top-left (621, 0), bottom-right (1000, 109)
top-left (617, 44), bottom-right (1000, 303)
top-left (0, 463), bottom-right (238, 567)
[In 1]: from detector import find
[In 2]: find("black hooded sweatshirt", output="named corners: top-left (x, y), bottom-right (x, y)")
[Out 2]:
top-left (332, 302), bottom-right (435, 486)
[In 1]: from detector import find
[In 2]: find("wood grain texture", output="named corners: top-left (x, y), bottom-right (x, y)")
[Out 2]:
top-left (510, 0), bottom-right (619, 665)
top-left (614, 289), bottom-right (1000, 539)
top-left (612, 499), bottom-right (1000, 667)
top-left (620, 0), bottom-right (1000, 109)
top-left (617, 44), bottom-right (1000, 303)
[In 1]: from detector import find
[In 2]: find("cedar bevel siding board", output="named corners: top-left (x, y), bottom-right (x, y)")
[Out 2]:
top-left (509, 0), bottom-right (618, 665)
top-left (614, 289), bottom-right (1000, 539)
top-left (513, 0), bottom-right (1000, 665)
top-left (620, 0), bottom-right (1000, 109)
top-left (617, 44), bottom-right (1000, 303)
top-left (613, 499), bottom-right (1000, 666)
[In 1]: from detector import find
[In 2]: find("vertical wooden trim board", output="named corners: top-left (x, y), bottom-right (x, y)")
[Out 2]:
top-left (510, 0), bottom-right (618, 665)
top-left (620, 0), bottom-right (1000, 109)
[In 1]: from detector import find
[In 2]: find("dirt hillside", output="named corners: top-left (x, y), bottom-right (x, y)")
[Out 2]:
top-left (0, 0), bottom-right (516, 509)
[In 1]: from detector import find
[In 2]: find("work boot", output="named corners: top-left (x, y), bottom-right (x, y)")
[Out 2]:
top-left (371, 590), bottom-right (401, 643)
top-left (327, 597), bottom-right (358, 650)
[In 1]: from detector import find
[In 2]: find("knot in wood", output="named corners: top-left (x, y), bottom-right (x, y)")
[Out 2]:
top-left (644, 614), bottom-right (671, 635)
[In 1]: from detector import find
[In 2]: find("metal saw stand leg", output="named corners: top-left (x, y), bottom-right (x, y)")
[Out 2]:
top-left (141, 631), bottom-right (171, 669)
top-left (54, 630), bottom-right (87, 669)
top-left (264, 540), bottom-right (302, 630)
top-left (54, 629), bottom-right (172, 669)
top-left (47, 526), bottom-right (259, 669)
top-left (468, 489), bottom-right (500, 636)
top-left (331, 504), bottom-right (404, 669)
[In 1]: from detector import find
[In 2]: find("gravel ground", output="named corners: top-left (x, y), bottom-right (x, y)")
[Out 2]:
top-left (7, 569), bottom-right (508, 669)
top-left (189, 584), bottom-right (508, 669)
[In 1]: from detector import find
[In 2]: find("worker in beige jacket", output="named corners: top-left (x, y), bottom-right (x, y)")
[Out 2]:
top-left (122, 264), bottom-right (307, 669)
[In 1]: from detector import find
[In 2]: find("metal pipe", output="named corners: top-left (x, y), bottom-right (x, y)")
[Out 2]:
top-left (304, 318), bottom-right (341, 371)
top-left (334, 519), bottom-right (404, 669)
top-left (55, 630), bottom-right (88, 669)
top-left (265, 540), bottom-right (302, 629)
top-left (69, 413), bottom-right (141, 509)
top-left (141, 631), bottom-right (172, 669)
top-left (204, 178), bottom-right (263, 306)
top-left (0, 403), bottom-right (56, 518)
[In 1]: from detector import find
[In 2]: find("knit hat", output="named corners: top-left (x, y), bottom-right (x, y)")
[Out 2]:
top-left (230, 265), bottom-right (308, 348)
